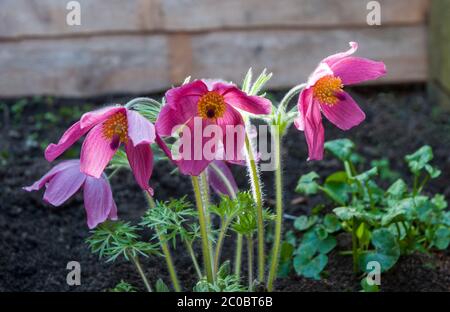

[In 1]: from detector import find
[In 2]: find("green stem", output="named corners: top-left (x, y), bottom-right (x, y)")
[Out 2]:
top-left (131, 255), bottom-right (152, 292)
top-left (267, 125), bottom-right (283, 291)
top-left (278, 83), bottom-right (306, 112)
top-left (234, 234), bottom-right (243, 278)
top-left (144, 193), bottom-right (181, 291)
top-left (244, 124), bottom-right (265, 283)
top-left (352, 217), bottom-right (359, 273)
top-left (214, 219), bottom-right (230, 274)
top-left (247, 235), bottom-right (254, 291)
top-left (192, 176), bottom-right (215, 283)
top-left (185, 241), bottom-right (203, 280)
top-left (199, 172), bottom-right (215, 273)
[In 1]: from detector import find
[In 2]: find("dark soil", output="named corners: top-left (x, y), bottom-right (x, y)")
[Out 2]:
top-left (1, 84), bottom-right (449, 292)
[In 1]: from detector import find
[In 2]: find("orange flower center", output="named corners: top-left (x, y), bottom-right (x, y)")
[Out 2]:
top-left (197, 91), bottom-right (226, 120)
top-left (313, 75), bottom-right (343, 105)
top-left (102, 112), bottom-right (128, 148)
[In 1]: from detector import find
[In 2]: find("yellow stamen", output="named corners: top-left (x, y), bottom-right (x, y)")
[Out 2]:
top-left (197, 91), bottom-right (226, 120)
top-left (313, 75), bottom-right (343, 105)
top-left (102, 112), bottom-right (128, 144)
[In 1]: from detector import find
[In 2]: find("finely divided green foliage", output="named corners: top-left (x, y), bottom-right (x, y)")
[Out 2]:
top-left (109, 280), bottom-right (137, 292)
top-left (291, 140), bottom-right (449, 286)
top-left (193, 261), bottom-right (246, 292)
top-left (86, 221), bottom-right (160, 262)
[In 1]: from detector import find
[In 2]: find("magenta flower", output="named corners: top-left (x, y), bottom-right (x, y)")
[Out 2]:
top-left (45, 106), bottom-right (155, 194)
top-left (207, 160), bottom-right (239, 198)
top-left (23, 160), bottom-right (117, 229)
top-left (295, 42), bottom-right (386, 160)
top-left (156, 80), bottom-right (271, 176)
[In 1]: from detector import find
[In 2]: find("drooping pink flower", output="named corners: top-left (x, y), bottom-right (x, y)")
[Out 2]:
top-left (295, 42), bottom-right (386, 160)
top-left (207, 160), bottom-right (239, 198)
top-left (156, 80), bottom-right (271, 176)
top-left (23, 160), bottom-right (117, 229)
top-left (45, 106), bottom-right (155, 194)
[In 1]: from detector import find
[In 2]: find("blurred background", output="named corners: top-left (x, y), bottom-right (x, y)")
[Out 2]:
top-left (0, 0), bottom-right (447, 103)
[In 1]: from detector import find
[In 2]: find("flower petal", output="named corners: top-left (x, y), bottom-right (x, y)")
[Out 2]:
top-left (207, 160), bottom-right (238, 197)
top-left (126, 109), bottom-right (156, 146)
top-left (83, 176), bottom-right (116, 229)
top-left (43, 164), bottom-right (86, 206)
top-left (320, 92), bottom-right (366, 130)
top-left (80, 106), bottom-right (125, 129)
top-left (23, 160), bottom-right (80, 192)
top-left (294, 89), bottom-right (313, 131)
top-left (300, 93), bottom-right (325, 161)
top-left (80, 124), bottom-right (118, 178)
top-left (331, 57), bottom-right (386, 85)
top-left (217, 106), bottom-right (246, 163)
top-left (165, 80), bottom-right (208, 119)
top-left (155, 103), bottom-right (187, 136)
top-left (44, 121), bottom-right (91, 162)
top-left (125, 142), bottom-right (154, 194)
top-left (322, 41), bottom-right (358, 68)
top-left (213, 82), bottom-right (272, 115)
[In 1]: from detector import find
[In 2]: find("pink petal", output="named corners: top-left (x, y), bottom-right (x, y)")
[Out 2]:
top-left (80, 124), bottom-right (118, 178)
top-left (125, 142), bottom-right (154, 195)
top-left (213, 82), bottom-right (272, 115)
top-left (175, 118), bottom-right (211, 176)
top-left (83, 176), bottom-right (116, 229)
top-left (80, 106), bottom-right (125, 129)
top-left (126, 109), bottom-right (156, 146)
top-left (23, 160), bottom-right (80, 192)
top-left (299, 91), bottom-right (325, 160)
top-left (155, 104), bottom-right (187, 136)
top-left (322, 42), bottom-right (358, 68)
top-left (217, 106), bottom-right (246, 163)
top-left (330, 57), bottom-right (386, 85)
top-left (45, 121), bottom-right (91, 162)
top-left (165, 80), bottom-right (208, 118)
top-left (307, 63), bottom-right (334, 88)
top-left (43, 164), bottom-right (86, 206)
top-left (294, 89), bottom-right (313, 131)
top-left (207, 160), bottom-right (238, 197)
top-left (320, 92), bottom-right (366, 130)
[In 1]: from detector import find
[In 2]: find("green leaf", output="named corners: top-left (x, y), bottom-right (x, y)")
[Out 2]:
top-left (277, 241), bottom-right (295, 278)
top-left (371, 158), bottom-right (399, 182)
top-left (432, 194), bottom-right (448, 210)
top-left (432, 226), bottom-right (450, 250)
top-left (354, 167), bottom-right (378, 183)
top-left (323, 214), bottom-right (342, 233)
top-left (324, 139), bottom-right (355, 161)
top-left (293, 253), bottom-right (328, 280)
top-left (425, 164), bottom-right (441, 179)
top-left (295, 171), bottom-right (320, 195)
top-left (405, 145), bottom-right (433, 175)
top-left (360, 278), bottom-right (380, 292)
top-left (360, 228), bottom-right (400, 272)
top-left (386, 179), bottom-right (408, 199)
top-left (321, 181), bottom-right (350, 205)
top-left (294, 215), bottom-right (318, 231)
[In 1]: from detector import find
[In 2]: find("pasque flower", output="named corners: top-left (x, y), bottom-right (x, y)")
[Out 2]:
top-left (295, 42), bottom-right (386, 160)
top-left (45, 106), bottom-right (155, 194)
top-left (156, 80), bottom-right (271, 176)
top-left (23, 160), bottom-right (117, 229)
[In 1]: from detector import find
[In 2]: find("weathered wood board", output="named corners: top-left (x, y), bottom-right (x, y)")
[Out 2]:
top-left (0, 26), bottom-right (426, 97)
top-left (0, 0), bottom-right (430, 38)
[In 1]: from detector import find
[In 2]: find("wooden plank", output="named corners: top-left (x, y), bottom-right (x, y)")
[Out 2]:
top-left (0, 26), bottom-right (426, 97)
top-left (0, 35), bottom-right (170, 97)
top-left (429, 0), bottom-right (450, 108)
top-left (0, 0), bottom-right (430, 39)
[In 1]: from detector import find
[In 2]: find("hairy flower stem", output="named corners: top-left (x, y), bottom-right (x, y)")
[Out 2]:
top-left (192, 176), bottom-right (215, 283)
top-left (214, 219), bottom-right (231, 274)
top-left (131, 255), bottom-right (152, 292)
top-left (267, 125), bottom-right (283, 291)
top-left (247, 235), bottom-right (254, 291)
top-left (234, 234), bottom-right (243, 278)
top-left (200, 172), bottom-right (215, 271)
top-left (186, 241), bottom-right (203, 280)
top-left (244, 121), bottom-right (265, 283)
top-left (144, 193), bottom-right (181, 291)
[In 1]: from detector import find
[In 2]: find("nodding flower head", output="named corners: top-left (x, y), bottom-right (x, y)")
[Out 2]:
top-left (23, 160), bottom-right (117, 229)
top-left (294, 42), bottom-right (386, 160)
top-left (44, 105), bottom-right (156, 195)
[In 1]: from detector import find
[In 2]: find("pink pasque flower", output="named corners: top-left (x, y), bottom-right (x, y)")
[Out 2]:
top-left (295, 42), bottom-right (386, 160)
top-left (156, 80), bottom-right (271, 176)
top-left (23, 160), bottom-right (117, 229)
top-left (45, 106), bottom-right (155, 194)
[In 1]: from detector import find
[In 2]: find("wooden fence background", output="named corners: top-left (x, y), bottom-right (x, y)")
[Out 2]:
top-left (0, 0), bottom-right (431, 97)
